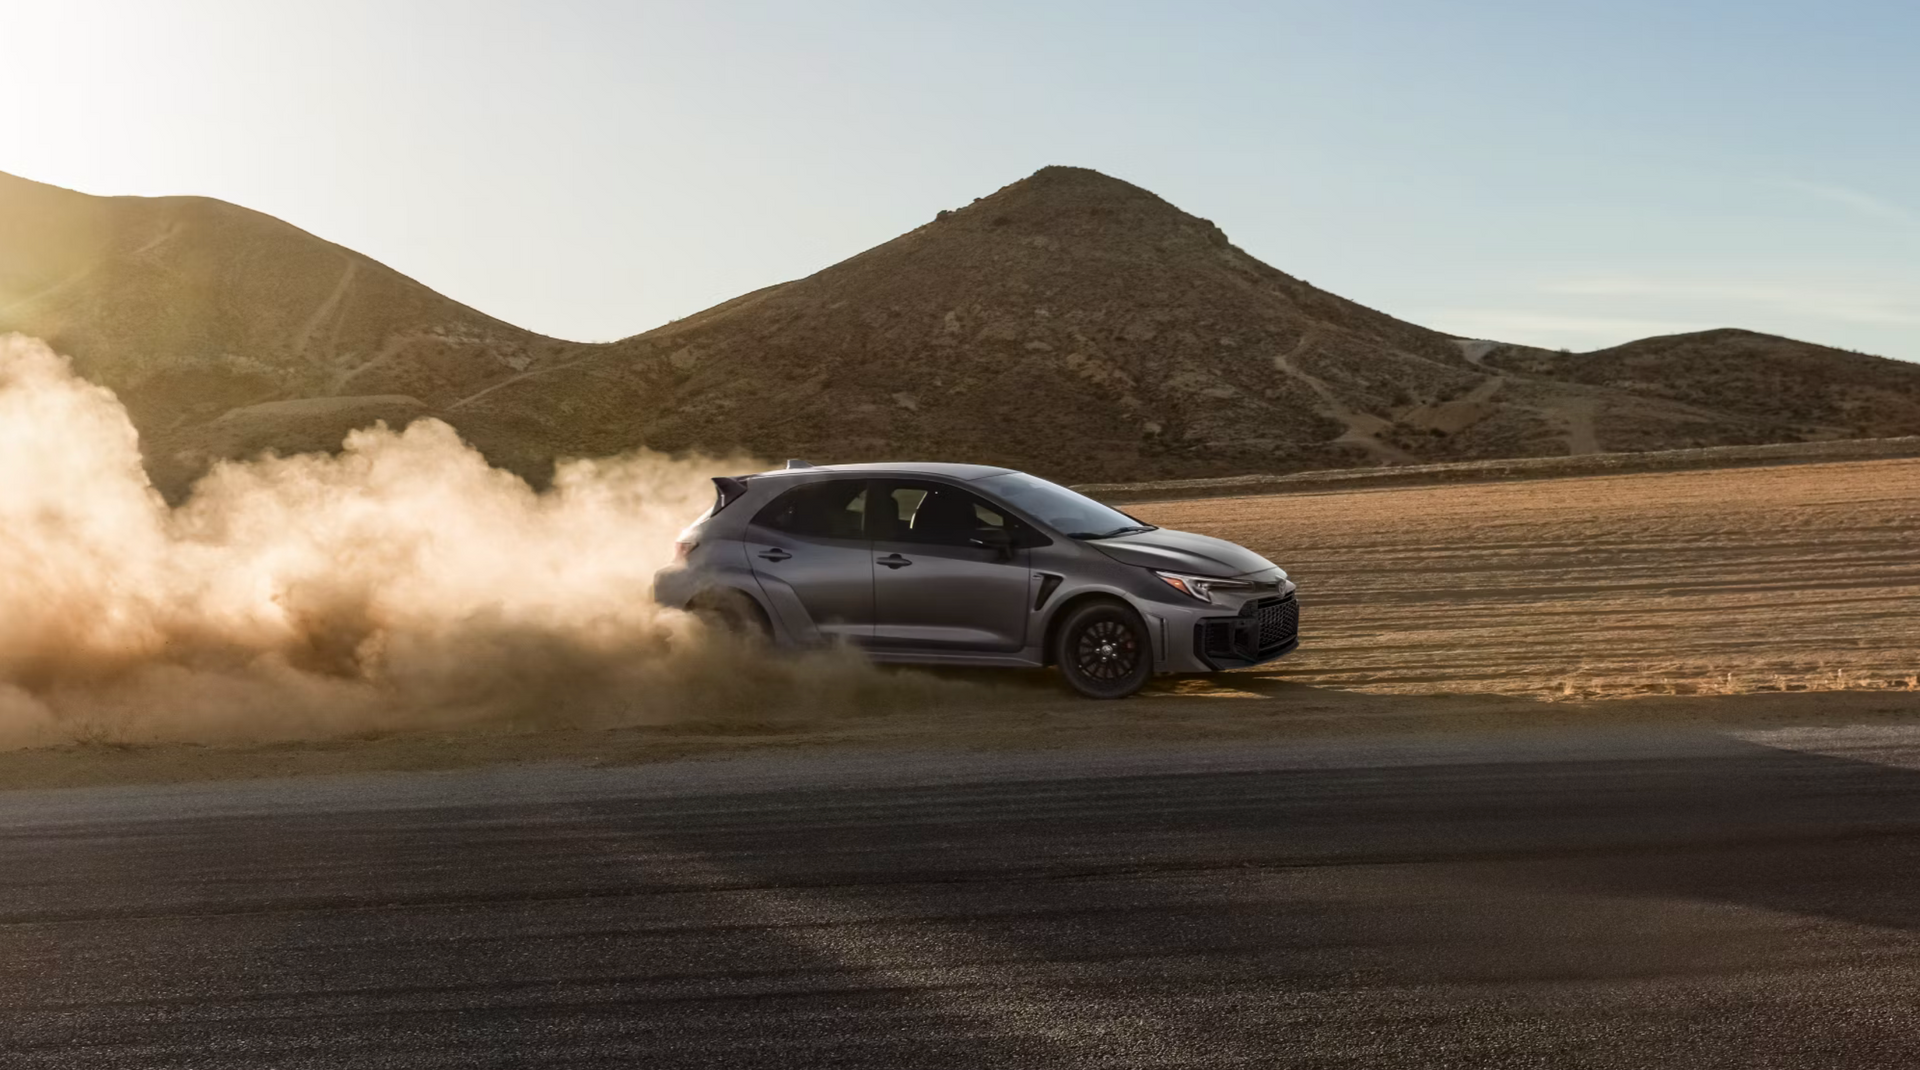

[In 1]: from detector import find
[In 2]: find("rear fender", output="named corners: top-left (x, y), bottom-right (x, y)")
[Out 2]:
top-left (745, 569), bottom-right (824, 644)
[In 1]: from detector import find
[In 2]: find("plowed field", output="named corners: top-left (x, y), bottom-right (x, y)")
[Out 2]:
top-left (1133, 458), bottom-right (1920, 699)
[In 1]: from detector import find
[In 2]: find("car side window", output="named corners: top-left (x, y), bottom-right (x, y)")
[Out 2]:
top-left (753, 479), bottom-right (869, 540)
top-left (876, 481), bottom-right (1019, 547)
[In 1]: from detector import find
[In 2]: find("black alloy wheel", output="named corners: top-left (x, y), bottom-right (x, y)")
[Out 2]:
top-left (1054, 601), bottom-right (1152, 699)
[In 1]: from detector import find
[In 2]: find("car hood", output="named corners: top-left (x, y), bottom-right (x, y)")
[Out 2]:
top-left (1089, 527), bottom-right (1282, 579)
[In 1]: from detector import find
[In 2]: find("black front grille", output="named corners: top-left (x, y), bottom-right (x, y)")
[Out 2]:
top-left (1252, 596), bottom-right (1299, 654)
top-left (1194, 595), bottom-right (1299, 667)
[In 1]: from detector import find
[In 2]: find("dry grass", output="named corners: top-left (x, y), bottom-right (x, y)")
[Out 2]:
top-left (1131, 457), bottom-right (1920, 701)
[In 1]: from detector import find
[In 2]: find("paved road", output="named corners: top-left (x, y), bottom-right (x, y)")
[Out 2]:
top-left (6, 728), bottom-right (1920, 1067)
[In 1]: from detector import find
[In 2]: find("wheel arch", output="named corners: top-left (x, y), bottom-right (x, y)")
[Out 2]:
top-left (686, 581), bottom-right (775, 634)
top-left (1039, 590), bottom-right (1141, 667)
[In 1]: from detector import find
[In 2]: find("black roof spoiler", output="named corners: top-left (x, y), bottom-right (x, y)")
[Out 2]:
top-left (712, 476), bottom-right (749, 511)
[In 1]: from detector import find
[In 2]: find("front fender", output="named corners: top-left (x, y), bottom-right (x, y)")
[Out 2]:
top-left (1034, 581), bottom-right (1174, 669)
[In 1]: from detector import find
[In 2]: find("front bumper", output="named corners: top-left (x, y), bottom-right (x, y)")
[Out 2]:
top-left (1191, 594), bottom-right (1300, 671)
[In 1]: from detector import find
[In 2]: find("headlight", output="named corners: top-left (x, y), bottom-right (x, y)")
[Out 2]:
top-left (1155, 570), bottom-right (1253, 604)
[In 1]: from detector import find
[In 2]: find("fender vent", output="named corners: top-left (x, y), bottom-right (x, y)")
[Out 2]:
top-left (1033, 573), bottom-right (1064, 610)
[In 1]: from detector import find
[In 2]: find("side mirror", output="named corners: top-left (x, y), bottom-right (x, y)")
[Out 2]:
top-left (968, 527), bottom-right (1014, 559)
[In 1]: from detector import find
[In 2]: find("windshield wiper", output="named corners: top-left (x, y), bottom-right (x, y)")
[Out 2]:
top-left (1067, 524), bottom-right (1157, 540)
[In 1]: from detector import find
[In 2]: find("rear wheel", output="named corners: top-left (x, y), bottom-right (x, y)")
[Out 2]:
top-left (1053, 601), bottom-right (1152, 699)
top-left (689, 589), bottom-right (771, 642)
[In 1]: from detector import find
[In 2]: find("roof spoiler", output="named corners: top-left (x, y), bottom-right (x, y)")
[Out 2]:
top-left (784, 459), bottom-right (813, 469)
top-left (712, 476), bottom-right (749, 512)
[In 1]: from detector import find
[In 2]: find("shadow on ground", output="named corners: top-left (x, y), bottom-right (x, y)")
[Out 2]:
top-left (1, 667), bottom-right (1914, 793)
top-left (8, 730), bottom-right (1920, 1066)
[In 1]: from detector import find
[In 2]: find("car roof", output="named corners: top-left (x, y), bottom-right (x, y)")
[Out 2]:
top-left (748, 461), bottom-right (1017, 482)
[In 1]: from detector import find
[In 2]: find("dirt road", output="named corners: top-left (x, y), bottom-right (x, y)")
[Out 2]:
top-left (1134, 457), bottom-right (1920, 700)
top-left (1, 457), bottom-right (1914, 792)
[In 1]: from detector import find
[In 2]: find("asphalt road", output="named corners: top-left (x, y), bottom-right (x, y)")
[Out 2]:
top-left (6, 728), bottom-right (1920, 1068)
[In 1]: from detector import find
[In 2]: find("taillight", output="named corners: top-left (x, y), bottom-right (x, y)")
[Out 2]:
top-left (674, 538), bottom-right (698, 561)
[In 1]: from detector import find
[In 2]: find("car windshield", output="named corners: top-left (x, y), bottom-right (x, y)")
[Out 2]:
top-left (973, 472), bottom-right (1152, 539)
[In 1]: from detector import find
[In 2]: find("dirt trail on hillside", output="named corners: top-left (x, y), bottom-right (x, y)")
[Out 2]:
top-left (1133, 458), bottom-right (1920, 700)
top-left (1271, 339), bottom-right (1414, 463)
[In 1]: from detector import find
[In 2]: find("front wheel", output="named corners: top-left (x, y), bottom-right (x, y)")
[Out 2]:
top-left (1053, 601), bottom-right (1153, 699)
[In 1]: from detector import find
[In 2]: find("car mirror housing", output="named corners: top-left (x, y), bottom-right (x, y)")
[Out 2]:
top-left (969, 527), bottom-right (1015, 559)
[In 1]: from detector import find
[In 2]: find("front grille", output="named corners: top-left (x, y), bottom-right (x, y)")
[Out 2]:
top-left (1194, 594), bottom-right (1299, 667)
top-left (1252, 596), bottom-right (1299, 654)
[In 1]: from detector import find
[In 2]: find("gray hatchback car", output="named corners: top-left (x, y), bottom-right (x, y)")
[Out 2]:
top-left (652, 462), bottom-right (1299, 697)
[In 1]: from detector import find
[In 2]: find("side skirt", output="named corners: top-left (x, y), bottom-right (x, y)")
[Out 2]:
top-left (861, 646), bottom-right (1048, 670)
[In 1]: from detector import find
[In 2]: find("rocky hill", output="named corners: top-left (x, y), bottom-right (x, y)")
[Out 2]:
top-left (0, 171), bottom-right (569, 489)
top-left (1487, 329), bottom-right (1920, 447)
top-left (454, 166), bottom-right (1480, 481)
top-left (5, 166), bottom-right (1916, 492)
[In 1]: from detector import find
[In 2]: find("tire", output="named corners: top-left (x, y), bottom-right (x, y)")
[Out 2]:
top-left (1053, 600), bottom-right (1153, 699)
top-left (689, 589), bottom-right (771, 642)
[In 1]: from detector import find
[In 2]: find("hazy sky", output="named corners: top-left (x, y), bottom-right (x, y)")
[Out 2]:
top-left (7, 0), bottom-right (1916, 358)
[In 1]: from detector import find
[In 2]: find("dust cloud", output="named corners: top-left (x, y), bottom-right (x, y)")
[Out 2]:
top-left (0, 335), bottom-right (928, 749)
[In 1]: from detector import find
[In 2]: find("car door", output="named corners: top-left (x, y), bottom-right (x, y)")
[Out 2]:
top-left (869, 479), bottom-right (1032, 652)
top-left (744, 478), bottom-right (874, 643)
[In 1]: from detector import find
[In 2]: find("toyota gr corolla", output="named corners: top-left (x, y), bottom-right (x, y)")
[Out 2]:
top-left (652, 462), bottom-right (1299, 698)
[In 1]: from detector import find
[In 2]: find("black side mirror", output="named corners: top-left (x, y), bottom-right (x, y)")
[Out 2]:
top-left (968, 527), bottom-right (1015, 559)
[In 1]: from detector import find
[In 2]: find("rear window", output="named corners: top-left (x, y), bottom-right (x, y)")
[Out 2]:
top-left (752, 479), bottom-right (869, 540)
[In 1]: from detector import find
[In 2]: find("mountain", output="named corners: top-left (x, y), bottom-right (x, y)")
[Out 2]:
top-left (0, 171), bottom-right (569, 488)
top-left (456, 166), bottom-right (1920, 480)
top-left (453, 166), bottom-right (1472, 480)
top-left (4, 166), bottom-right (1916, 492)
top-left (1487, 329), bottom-right (1920, 446)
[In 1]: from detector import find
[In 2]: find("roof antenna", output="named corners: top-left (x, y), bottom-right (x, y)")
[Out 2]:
top-left (784, 459), bottom-right (814, 469)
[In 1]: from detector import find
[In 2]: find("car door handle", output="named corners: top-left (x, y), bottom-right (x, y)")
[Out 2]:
top-left (757, 548), bottom-right (792, 562)
top-left (877, 553), bottom-right (913, 569)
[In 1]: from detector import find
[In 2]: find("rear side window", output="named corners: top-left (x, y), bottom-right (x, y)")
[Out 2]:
top-left (753, 479), bottom-right (869, 540)
top-left (874, 480), bottom-right (1032, 546)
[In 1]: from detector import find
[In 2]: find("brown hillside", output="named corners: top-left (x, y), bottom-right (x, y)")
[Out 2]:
top-left (3, 165), bottom-right (1916, 491)
top-left (1488, 329), bottom-right (1920, 445)
top-left (0, 171), bottom-right (568, 487)
top-left (460, 167), bottom-right (1920, 483)
top-left (455, 167), bottom-right (1494, 482)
